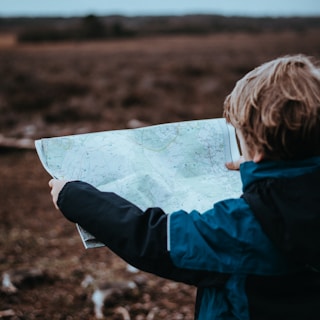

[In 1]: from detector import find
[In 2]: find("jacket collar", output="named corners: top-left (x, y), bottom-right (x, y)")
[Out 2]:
top-left (240, 156), bottom-right (320, 192)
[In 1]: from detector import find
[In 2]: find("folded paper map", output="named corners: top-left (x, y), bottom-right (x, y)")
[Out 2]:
top-left (35, 118), bottom-right (242, 248)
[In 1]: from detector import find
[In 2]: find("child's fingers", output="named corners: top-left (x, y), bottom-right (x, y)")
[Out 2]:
top-left (225, 156), bottom-right (245, 171)
top-left (48, 179), bottom-right (67, 210)
top-left (225, 161), bottom-right (239, 170)
top-left (48, 178), bottom-right (55, 188)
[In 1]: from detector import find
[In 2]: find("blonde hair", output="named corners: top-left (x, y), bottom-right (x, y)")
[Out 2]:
top-left (223, 54), bottom-right (320, 160)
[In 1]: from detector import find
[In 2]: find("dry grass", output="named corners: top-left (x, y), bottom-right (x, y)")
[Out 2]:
top-left (1, 30), bottom-right (319, 139)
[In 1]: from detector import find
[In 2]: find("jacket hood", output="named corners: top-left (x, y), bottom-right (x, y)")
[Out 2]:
top-left (242, 159), bottom-right (320, 269)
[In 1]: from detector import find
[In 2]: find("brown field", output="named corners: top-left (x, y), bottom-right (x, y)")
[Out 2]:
top-left (1, 29), bottom-right (320, 319)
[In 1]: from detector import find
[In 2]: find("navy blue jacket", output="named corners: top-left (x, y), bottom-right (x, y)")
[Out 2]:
top-left (57, 156), bottom-right (320, 319)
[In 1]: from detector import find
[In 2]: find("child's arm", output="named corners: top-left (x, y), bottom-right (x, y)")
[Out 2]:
top-left (49, 177), bottom-right (285, 284)
top-left (48, 179), bottom-right (229, 287)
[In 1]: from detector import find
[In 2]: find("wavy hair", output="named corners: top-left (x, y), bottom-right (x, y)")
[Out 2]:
top-left (223, 55), bottom-right (320, 160)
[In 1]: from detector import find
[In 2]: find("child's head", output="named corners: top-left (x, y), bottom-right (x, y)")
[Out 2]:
top-left (224, 54), bottom-right (320, 160)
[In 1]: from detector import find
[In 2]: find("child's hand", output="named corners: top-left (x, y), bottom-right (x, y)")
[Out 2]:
top-left (48, 179), bottom-right (68, 209)
top-left (225, 156), bottom-right (245, 171)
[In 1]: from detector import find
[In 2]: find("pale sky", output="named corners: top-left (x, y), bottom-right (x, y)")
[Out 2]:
top-left (1, 0), bottom-right (320, 17)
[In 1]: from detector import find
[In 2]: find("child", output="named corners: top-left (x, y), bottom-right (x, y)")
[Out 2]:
top-left (49, 54), bottom-right (320, 319)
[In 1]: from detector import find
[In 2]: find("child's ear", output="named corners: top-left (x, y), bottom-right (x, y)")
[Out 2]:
top-left (253, 152), bottom-right (264, 163)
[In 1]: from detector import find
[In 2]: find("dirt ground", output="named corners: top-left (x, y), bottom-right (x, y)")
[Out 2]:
top-left (1, 30), bottom-right (320, 319)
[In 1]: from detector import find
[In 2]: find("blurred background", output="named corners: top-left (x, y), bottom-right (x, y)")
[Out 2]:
top-left (1, 1), bottom-right (320, 319)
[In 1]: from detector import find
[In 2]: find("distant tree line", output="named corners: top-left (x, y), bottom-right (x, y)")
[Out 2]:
top-left (16, 15), bottom-right (135, 43)
top-left (0, 14), bottom-right (319, 43)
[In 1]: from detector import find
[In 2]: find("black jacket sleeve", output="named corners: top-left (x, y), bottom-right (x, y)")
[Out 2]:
top-left (57, 181), bottom-right (229, 287)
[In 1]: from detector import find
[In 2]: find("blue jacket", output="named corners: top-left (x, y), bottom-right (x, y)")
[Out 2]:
top-left (57, 157), bottom-right (320, 319)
